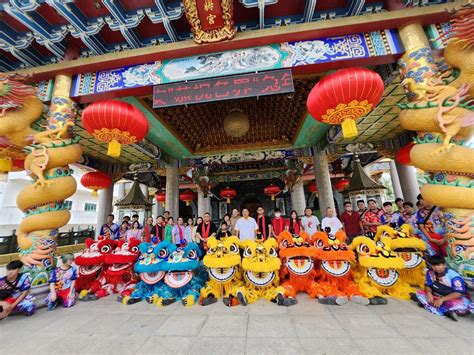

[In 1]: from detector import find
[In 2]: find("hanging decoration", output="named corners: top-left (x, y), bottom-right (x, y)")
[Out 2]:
top-left (307, 181), bottom-right (318, 194)
top-left (81, 171), bottom-right (113, 196)
top-left (155, 190), bottom-right (166, 207)
top-left (223, 109), bottom-right (250, 138)
top-left (220, 186), bottom-right (237, 204)
top-left (307, 68), bottom-right (384, 138)
top-left (183, 0), bottom-right (235, 44)
top-left (81, 100), bottom-right (149, 158)
top-left (396, 142), bottom-right (415, 166)
top-left (180, 189), bottom-right (196, 206)
top-left (334, 178), bottom-right (350, 192)
top-left (264, 184), bottom-right (281, 201)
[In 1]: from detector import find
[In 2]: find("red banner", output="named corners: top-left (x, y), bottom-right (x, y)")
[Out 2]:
top-left (196, 0), bottom-right (224, 31)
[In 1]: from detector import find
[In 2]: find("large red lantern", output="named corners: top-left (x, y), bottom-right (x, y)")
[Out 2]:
top-left (307, 68), bottom-right (384, 139)
top-left (264, 184), bottom-right (281, 201)
top-left (180, 190), bottom-right (196, 206)
top-left (396, 142), bottom-right (415, 166)
top-left (334, 178), bottom-right (350, 192)
top-left (155, 191), bottom-right (166, 207)
top-left (81, 100), bottom-right (149, 158)
top-left (220, 187), bottom-right (237, 204)
top-left (81, 171), bottom-right (112, 196)
top-left (307, 181), bottom-right (318, 194)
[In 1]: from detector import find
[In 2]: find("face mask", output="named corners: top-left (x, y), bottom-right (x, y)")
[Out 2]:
top-left (275, 213), bottom-right (281, 218)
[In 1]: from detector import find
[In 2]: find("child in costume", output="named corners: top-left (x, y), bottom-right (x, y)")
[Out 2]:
top-left (376, 224), bottom-right (426, 288)
top-left (200, 236), bottom-right (244, 306)
top-left (416, 255), bottom-right (472, 321)
top-left (351, 232), bottom-right (414, 304)
top-left (313, 229), bottom-right (369, 306)
top-left (119, 241), bottom-right (170, 305)
top-left (154, 242), bottom-right (207, 307)
top-left (46, 254), bottom-right (77, 310)
top-left (276, 231), bottom-right (320, 299)
top-left (236, 238), bottom-right (296, 306)
top-left (0, 260), bottom-right (35, 319)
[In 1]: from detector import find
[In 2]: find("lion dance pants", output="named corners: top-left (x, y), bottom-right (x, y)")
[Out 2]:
top-left (416, 290), bottom-right (472, 316)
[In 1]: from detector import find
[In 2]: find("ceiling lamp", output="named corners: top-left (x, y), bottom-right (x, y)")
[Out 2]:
top-left (223, 109), bottom-right (249, 138)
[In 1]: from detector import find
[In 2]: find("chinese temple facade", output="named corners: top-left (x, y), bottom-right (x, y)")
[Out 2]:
top-left (1, 1), bottom-right (473, 283)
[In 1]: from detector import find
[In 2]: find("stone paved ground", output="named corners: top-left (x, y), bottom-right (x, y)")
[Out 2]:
top-left (0, 294), bottom-right (473, 354)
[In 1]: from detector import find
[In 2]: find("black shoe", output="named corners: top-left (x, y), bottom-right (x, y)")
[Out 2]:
top-left (164, 298), bottom-right (176, 306)
top-left (237, 291), bottom-right (247, 306)
top-left (446, 311), bottom-right (459, 321)
top-left (202, 297), bottom-right (218, 306)
top-left (223, 297), bottom-right (232, 307)
top-left (127, 297), bottom-right (142, 305)
top-left (369, 297), bottom-right (388, 305)
top-left (409, 293), bottom-right (418, 302)
top-left (283, 297), bottom-right (297, 306)
top-left (318, 297), bottom-right (337, 305)
top-left (417, 301), bottom-right (424, 308)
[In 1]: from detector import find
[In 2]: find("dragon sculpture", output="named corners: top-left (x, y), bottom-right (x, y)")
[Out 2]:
top-left (351, 234), bottom-right (415, 303)
top-left (276, 231), bottom-right (320, 299)
top-left (398, 3), bottom-right (474, 287)
top-left (119, 241), bottom-right (170, 305)
top-left (74, 238), bottom-right (116, 301)
top-left (236, 238), bottom-right (296, 306)
top-left (200, 236), bottom-right (244, 307)
top-left (312, 229), bottom-right (369, 306)
top-left (375, 224), bottom-right (426, 289)
top-left (153, 242), bottom-right (207, 307)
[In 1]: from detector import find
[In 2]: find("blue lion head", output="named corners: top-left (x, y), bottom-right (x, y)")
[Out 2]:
top-left (162, 243), bottom-right (201, 289)
top-left (134, 241), bottom-right (174, 285)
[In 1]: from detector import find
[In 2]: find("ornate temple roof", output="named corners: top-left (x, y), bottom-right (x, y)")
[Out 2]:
top-left (115, 180), bottom-right (153, 210)
top-left (346, 157), bottom-right (385, 192)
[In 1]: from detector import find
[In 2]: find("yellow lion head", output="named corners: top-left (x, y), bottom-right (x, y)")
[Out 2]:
top-left (203, 236), bottom-right (241, 283)
top-left (241, 238), bottom-right (281, 287)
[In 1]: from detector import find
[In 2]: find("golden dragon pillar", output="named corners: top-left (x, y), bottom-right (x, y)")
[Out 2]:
top-left (397, 7), bottom-right (474, 287)
top-left (9, 74), bottom-right (82, 271)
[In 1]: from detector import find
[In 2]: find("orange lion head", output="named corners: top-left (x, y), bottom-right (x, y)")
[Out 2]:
top-left (277, 231), bottom-right (318, 276)
top-left (312, 230), bottom-right (355, 278)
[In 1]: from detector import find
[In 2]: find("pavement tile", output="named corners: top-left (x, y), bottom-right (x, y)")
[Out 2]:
top-left (299, 336), bottom-right (363, 355)
top-left (247, 299), bottom-right (289, 315)
top-left (156, 314), bottom-right (207, 336)
top-left (409, 336), bottom-right (474, 354)
top-left (333, 314), bottom-right (397, 338)
top-left (379, 313), bottom-right (457, 338)
top-left (247, 314), bottom-right (297, 338)
top-left (198, 314), bottom-right (248, 337)
top-left (137, 335), bottom-right (194, 354)
top-left (246, 337), bottom-right (303, 354)
top-left (291, 314), bottom-right (349, 338)
top-left (191, 336), bottom-right (246, 354)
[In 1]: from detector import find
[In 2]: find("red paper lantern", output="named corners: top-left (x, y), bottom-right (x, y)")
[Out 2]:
top-left (264, 184), bottom-right (281, 201)
top-left (81, 171), bottom-right (112, 196)
top-left (220, 187), bottom-right (237, 204)
top-left (180, 190), bottom-right (196, 206)
top-left (81, 100), bottom-right (149, 158)
top-left (307, 68), bottom-right (384, 138)
top-left (155, 191), bottom-right (166, 207)
top-left (396, 142), bottom-right (415, 166)
top-left (307, 181), bottom-right (318, 194)
top-left (12, 159), bottom-right (25, 171)
top-left (334, 178), bottom-right (350, 192)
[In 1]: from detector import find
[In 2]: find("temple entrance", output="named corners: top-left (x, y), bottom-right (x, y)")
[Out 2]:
top-left (240, 196), bottom-right (263, 219)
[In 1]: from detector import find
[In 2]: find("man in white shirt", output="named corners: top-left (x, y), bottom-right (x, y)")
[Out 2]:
top-left (234, 208), bottom-right (258, 241)
top-left (301, 207), bottom-right (320, 236)
top-left (321, 207), bottom-right (343, 233)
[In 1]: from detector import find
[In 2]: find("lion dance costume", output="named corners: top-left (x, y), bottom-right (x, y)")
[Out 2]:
top-left (351, 234), bottom-right (415, 304)
top-left (154, 242), bottom-right (207, 307)
top-left (236, 238), bottom-right (296, 306)
top-left (276, 231), bottom-right (319, 298)
top-left (200, 236), bottom-right (244, 307)
top-left (376, 224), bottom-right (426, 289)
top-left (313, 230), bottom-right (369, 305)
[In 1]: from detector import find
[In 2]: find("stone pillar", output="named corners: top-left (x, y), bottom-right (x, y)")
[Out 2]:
top-left (396, 162), bottom-right (420, 204)
top-left (290, 181), bottom-right (305, 216)
top-left (152, 201), bottom-right (159, 219)
top-left (313, 149), bottom-right (335, 213)
top-left (389, 160), bottom-right (404, 200)
top-left (117, 182), bottom-right (126, 200)
top-left (140, 183), bottom-right (148, 198)
top-left (197, 191), bottom-right (211, 217)
top-left (165, 159), bottom-right (179, 218)
top-left (96, 182), bottom-right (114, 233)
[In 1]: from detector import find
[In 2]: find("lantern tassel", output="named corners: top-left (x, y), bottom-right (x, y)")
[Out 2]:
top-left (226, 197), bottom-right (231, 204)
top-left (271, 195), bottom-right (275, 201)
top-left (107, 139), bottom-right (121, 157)
top-left (341, 119), bottom-right (358, 138)
top-left (91, 190), bottom-right (98, 197)
top-left (186, 201), bottom-right (190, 206)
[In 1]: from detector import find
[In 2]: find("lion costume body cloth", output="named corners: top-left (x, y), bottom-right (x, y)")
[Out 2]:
top-left (376, 224), bottom-right (426, 288)
top-left (312, 230), bottom-right (368, 304)
top-left (276, 231), bottom-right (319, 298)
top-left (236, 238), bottom-right (296, 306)
top-left (200, 236), bottom-right (244, 306)
top-left (351, 234), bottom-right (416, 300)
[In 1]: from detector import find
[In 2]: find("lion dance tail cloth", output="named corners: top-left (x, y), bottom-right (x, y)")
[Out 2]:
top-left (398, 5), bottom-right (474, 287)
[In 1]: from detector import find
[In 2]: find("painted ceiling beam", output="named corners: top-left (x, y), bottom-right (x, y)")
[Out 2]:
top-left (145, 0), bottom-right (183, 42)
top-left (303, 0), bottom-right (317, 23)
top-left (11, 1), bottom-right (462, 82)
top-left (0, 23), bottom-right (45, 67)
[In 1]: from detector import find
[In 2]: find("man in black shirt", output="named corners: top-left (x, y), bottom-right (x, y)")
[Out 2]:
top-left (256, 206), bottom-right (272, 240)
top-left (195, 213), bottom-right (217, 253)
